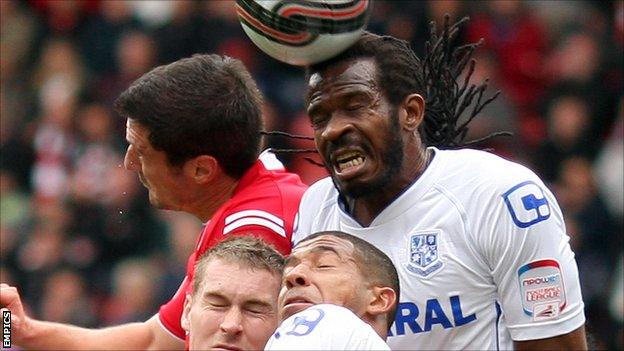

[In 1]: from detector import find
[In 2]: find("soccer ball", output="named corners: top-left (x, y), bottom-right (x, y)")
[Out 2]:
top-left (235, 0), bottom-right (371, 66)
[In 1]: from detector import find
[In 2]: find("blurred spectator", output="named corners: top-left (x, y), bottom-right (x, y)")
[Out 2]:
top-left (461, 51), bottom-right (520, 160)
top-left (79, 0), bottom-right (143, 76)
top-left (153, 0), bottom-right (198, 65)
top-left (101, 258), bottom-right (161, 325)
top-left (610, 254), bottom-right (623, 350)
top-left (0, 0), bottom-right (39, 80)
top-left (28, 0), bottom-right (93, 38)
top-left (30, 76), bottom-right (78, 203)
top-left (553, 156), bottom-right (620, 349)
top-left (130, 0), bottom-right (175, 29)
top-left (533, 91), bottom-right (594, 183)
top-left (95, 30), bottom-right (157, 112)
top-left (69, 102), bottom-right (124, 204)
top-left (16, 201), bottom-right (71, 301)
top-left (155, 212), bottom-right (202, 303)
top-left (466, 1), bottom-right (548, 110)
top-left (594, 100), bottom-right (624, 220)
top-left (0, 170), bottom-right (32, 230)
top-left (39, 268), bottom-right (97, 327)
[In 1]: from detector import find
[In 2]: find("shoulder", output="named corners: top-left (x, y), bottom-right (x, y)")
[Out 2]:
top-left (300, 177), bottom-right (338, 208)
top-left (275, 304), bottom-right (377, 337)
top-left (435, 148), bottom-right (546, 197)
top-left (292, 304), bottom-right (378, 334)
top-left (267, 304), bottom-right (389, 350)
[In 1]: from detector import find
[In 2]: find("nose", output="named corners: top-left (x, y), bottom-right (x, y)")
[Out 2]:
top-left (283, 264), bottom-right (310, 289)
top-left (219, 307), bottom-right (243, 336)
top-left (320, 113), bottom-right (352, 142)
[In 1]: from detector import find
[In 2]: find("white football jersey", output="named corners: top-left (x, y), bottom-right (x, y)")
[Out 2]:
top-left (294, 147), bottom-right (585, 350)
top-left (264, 304), bottom-right (390, 350)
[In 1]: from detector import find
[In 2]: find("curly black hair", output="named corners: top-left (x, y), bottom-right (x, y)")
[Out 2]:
top-left (267, 15), bottom-right (508, 156)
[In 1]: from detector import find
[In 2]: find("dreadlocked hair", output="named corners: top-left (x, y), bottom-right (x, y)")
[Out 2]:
top-left (266, 15), bottom-right (508, 163)
top-left (420, 15), bottom-right (509, 148)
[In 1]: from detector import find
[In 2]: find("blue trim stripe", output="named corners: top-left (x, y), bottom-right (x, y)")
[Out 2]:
top-left (494, 301), bottom-right (502, 351)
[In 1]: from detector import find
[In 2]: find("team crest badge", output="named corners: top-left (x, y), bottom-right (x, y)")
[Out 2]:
top-left (406, 231), bottom-right (443, 277)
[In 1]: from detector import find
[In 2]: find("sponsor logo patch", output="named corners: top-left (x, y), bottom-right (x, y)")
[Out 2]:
top-left (406, 231), bottom-right (443, 277)
top-left (517, 259), bottom-right (566, 321)
top-left (503, 181), bottom-right (551, 228)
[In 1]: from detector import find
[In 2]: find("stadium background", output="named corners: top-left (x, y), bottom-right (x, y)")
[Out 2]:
top-left (0, 0), bottom-right (622, 349)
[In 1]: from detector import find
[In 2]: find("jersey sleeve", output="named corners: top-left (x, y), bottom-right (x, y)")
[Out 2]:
top-left (264, 304), bottom-right (390, 350)
top-left (292, 178), bottom-right (331, 246)
top-left (226, 225), bottom-right (292, 255)
top-left (220, 209), bottom-right (293, 255)
top-left (477, 172), bottom-right (585, 341)
top-left (158, 275), bottom-right (190, 341)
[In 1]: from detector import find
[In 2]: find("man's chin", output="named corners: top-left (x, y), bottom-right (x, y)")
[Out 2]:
top-left (280, 302), bottom-right (314, 320)
top-left (337, 180), bottom-right (378, 199)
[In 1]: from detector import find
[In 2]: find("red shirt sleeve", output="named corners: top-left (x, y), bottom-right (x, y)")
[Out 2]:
top-left (223, 226), bottom-right (292, 255)
top-left (158, 275), bottom-right (190, 340)
top-left (158, 250), bottom-right (198, 340)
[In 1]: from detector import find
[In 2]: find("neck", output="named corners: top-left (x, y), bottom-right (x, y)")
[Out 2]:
top-left (362, 314), bottom-right (389, 341)
top-left (349, 147), bottom-right (431, 226)
top-left (189, 175), bottom-right (239, 222)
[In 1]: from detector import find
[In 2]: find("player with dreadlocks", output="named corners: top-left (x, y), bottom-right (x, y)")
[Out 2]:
top-left (291, 16), bottom-right (587, 350)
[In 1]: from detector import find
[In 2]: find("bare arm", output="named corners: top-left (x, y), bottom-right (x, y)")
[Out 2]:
top-left (514, 325), bottom-right (587, 351)
top-left (1, 284), bottom-right (184, 350)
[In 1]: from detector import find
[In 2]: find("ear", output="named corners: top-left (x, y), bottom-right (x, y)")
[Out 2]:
top-left (181, 293), bottom-right (192, 334)
top-left (183, 155), bottom-right (219, 184)
top-left (399, 93), bottom-right (425, 132)
top-left (366, 286), bottom-right (397, 318)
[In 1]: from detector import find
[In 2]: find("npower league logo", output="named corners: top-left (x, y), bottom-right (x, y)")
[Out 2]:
top-left (517, 259), bottom-right (567, 322)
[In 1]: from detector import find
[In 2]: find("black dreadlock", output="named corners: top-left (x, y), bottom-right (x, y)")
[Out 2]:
top-left (266, 15), bottom-right (508, 160)
top-left (419, 15), bottom-right (510, 148)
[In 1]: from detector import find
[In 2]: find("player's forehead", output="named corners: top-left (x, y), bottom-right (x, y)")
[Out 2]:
top-left (307, 58), bottom-right (378, 103)
top-left (125, 119), bottom-right (151, 147)
top-left (199, 258), bottom-right (280, 296)
top-left (291, 235), bottom-right (356, 261)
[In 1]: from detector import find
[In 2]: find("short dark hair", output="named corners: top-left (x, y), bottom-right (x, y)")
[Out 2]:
top-left (192, 235), bottom-right (285, 296)
top-left (307, 16), bottom-right (502, 149)
top-left (298, 231), bottom-right (400, 332)
top-left (115, 54), bottom-right (264, 178)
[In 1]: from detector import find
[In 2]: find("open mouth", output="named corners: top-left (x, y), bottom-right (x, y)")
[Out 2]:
top-left (334, 151), bottom-right (366, 175)
top-left (284, 297), bottom-right (312, 306)
top-left (212, 344), bottom-right (243, 351)
top-left (281, 296), bottom-right (314, 318)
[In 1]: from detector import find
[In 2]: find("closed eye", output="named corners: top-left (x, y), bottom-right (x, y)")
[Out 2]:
top-left (310, 114), bottom-right (330, 129)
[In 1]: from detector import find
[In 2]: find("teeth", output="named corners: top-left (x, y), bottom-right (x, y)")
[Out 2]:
top-left (338, 157), bottom-right (364, 171)
top-left (336, 152), bottom-right (361, 163)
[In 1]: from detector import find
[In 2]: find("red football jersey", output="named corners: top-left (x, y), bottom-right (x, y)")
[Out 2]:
top-left (158, 154), bottom-right (307, 339)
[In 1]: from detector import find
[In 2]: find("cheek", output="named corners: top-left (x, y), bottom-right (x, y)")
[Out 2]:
top-left (192, 310), bottom-right (219, 333)
top-left (249, 315), bottom-right (278, 342)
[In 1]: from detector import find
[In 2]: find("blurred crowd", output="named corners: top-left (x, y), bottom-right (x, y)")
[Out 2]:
top-left (0, 0), bottom-right (622, 349)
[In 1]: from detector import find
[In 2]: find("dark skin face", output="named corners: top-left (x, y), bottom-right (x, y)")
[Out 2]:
top-left (307, 58), bottom-right (428, 226)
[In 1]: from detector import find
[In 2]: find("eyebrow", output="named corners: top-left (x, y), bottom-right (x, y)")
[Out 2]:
top-left (285, 245), bottom-right (342, 267)
top-left (201, 291), bottom-right (273, 309)
top-left (201, 291), bottom-right (227, 302)
top-left (244, 299), bottom-right (274, 311)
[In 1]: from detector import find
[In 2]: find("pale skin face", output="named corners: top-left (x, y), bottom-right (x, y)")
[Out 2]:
top-left (124, 119), bottom-right (189, 210)
top-left (279, 235), bottom-right (373, 322)
top-left (182, 259), bottom-right (280, 351)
